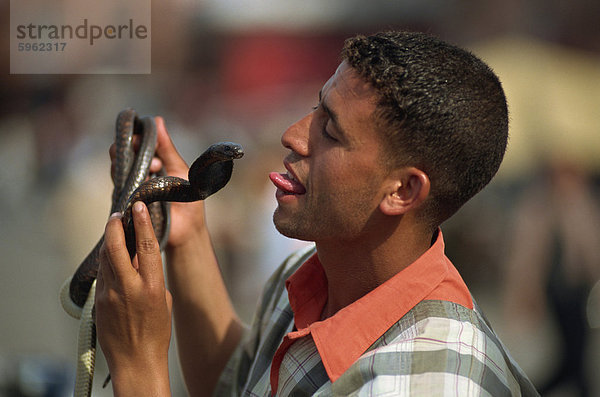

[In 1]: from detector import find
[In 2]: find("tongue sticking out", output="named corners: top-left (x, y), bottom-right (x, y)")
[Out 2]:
top-left (269, 172), bottom-right (306, 194)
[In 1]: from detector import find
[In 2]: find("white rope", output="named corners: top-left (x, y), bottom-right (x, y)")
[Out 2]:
top-left (60, 277), bottom-right (97, 397)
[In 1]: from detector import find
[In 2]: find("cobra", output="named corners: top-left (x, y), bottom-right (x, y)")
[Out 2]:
top-left (59, 108), bottom-right (243, 396)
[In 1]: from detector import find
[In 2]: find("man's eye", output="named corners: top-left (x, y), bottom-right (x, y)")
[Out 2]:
top-left (321, 127), bottom-right (337, 142)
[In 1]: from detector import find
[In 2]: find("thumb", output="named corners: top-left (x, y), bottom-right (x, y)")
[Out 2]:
top-left (154, 116), bottom-right (188, 177)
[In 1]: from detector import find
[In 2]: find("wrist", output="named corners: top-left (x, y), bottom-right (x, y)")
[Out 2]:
top-left (110, 360), bottom-right (171, 397)
top-left (164, 201), bottom-right (209, 250)
top-left (166, 222), bottom-right (210, 253)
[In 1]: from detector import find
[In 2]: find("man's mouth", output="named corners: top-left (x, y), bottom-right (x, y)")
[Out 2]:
top-left (269, 171), bottom-right (306, 195)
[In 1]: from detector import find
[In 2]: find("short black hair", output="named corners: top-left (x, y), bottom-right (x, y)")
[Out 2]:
top-left (342, 31), bottom-right (508, 229)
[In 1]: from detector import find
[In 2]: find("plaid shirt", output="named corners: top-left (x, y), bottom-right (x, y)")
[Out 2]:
top-left (215, 234), bottom-right (538, 396)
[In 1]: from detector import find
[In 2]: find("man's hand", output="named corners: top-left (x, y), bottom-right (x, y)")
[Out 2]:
top-left (95, 202), bottom-right (172, 396)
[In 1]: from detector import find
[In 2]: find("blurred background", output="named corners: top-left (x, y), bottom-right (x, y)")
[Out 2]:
top-left (2, 1), bottom-right (600, 396)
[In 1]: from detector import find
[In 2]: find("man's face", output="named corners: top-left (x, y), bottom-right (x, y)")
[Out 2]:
top-left (270, 61), bottom-right (390, 243)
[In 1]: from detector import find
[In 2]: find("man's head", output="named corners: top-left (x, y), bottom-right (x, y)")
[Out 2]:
top-left (341, 31), bottom-right (509, 229)
top-left (270, 31), bottom-right (508, 244)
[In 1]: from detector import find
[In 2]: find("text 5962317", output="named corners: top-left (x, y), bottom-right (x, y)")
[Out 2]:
top-left (18, 42), bottom-right (67, 52)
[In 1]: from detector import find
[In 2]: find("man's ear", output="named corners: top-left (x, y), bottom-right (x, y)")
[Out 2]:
top-left (379, 167), bottom-right (430, 216)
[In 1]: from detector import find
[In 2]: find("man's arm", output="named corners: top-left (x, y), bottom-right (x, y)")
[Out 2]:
top-left (151, 117), bottom-right (243, 396)
top-left (166, 226), bottom-right (243, 396)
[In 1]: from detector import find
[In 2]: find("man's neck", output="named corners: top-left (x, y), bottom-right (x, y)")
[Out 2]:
top-left (316, 226), bottom-right (434, 319)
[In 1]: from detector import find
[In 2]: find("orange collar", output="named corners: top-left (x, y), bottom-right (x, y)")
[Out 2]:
top-left (283, 230), bottom-right (473, 382)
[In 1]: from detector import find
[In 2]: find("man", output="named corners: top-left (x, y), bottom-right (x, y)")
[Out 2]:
top-left (95, 31), bottom-right (538, 396)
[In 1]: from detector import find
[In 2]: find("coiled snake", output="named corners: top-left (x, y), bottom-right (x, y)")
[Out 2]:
top-left (59, 108), bottom-right (243, 396)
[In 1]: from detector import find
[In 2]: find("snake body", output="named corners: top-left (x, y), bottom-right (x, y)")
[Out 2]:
top-left (121, 141), bottom-right (243, 258)
top-left (60, 108), bottom-right (243, 396)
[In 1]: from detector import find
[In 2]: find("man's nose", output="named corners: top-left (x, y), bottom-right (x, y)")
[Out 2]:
top-left (281, 113), bottom-right (311, 157)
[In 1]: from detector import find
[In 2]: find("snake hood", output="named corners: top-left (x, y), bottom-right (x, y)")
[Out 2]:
top-left (188, 142), bottom-right (244, 199)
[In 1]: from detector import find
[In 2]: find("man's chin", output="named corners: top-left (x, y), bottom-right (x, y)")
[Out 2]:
top-left (272, 213), bottom-right (312, 242)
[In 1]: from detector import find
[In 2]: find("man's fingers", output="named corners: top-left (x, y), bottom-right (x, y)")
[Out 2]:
top-left (103, 212), bottom-right (137, 282)
top-left (97, 242), bottom-right (115, 291)
top-left (149, 157), bottom-right (163, 174)
top-left (131, 201), bottom-right (164, 285)
top-left (96, 254), bottom-right (106, 292)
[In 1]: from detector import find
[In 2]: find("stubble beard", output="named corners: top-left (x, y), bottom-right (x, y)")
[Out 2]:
top-left (272, 190), bottom-right (374, 243)
top-left (272, 204), bottom-right (317, 242)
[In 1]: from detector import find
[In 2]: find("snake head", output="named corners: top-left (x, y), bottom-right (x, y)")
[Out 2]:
top-left (206, 142), bottom-right (244, 161)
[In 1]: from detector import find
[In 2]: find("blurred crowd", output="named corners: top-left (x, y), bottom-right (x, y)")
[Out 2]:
top-left (1, 1), bottom-right (600, 396)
